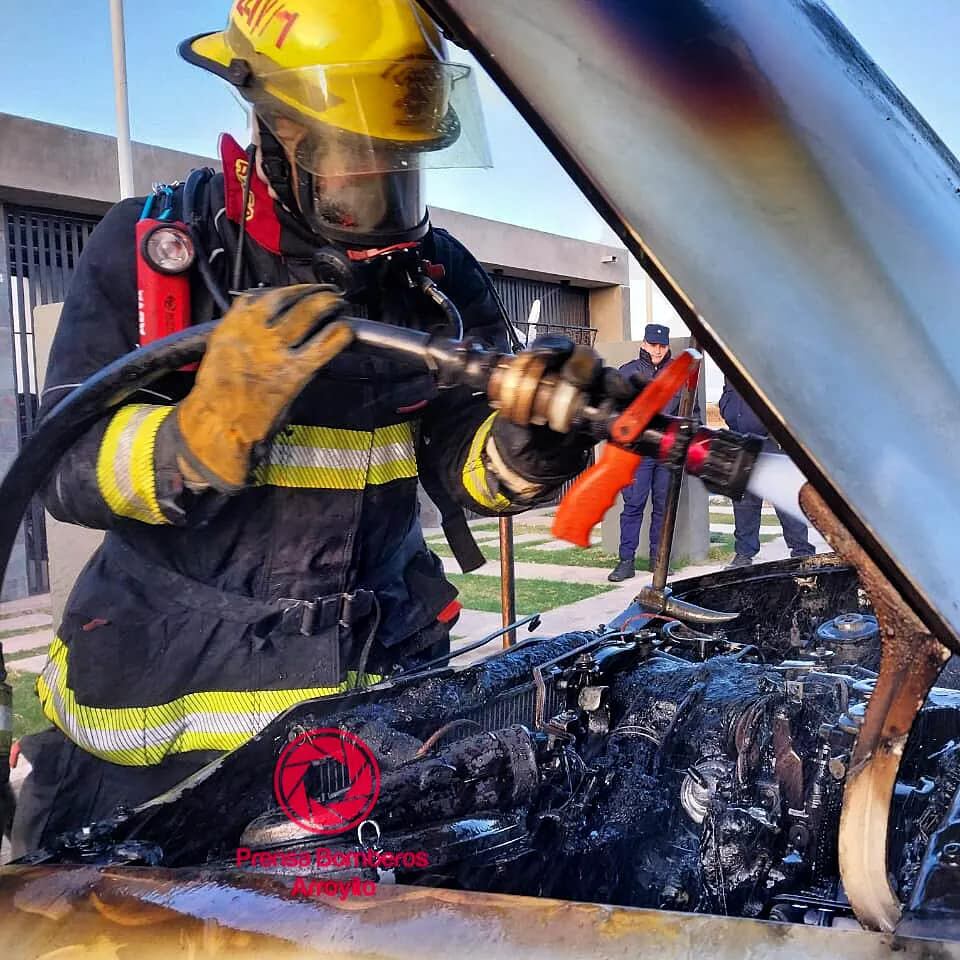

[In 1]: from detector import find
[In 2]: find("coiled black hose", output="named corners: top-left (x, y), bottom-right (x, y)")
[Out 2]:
top-left (0, 322), bottom-right (217, 594)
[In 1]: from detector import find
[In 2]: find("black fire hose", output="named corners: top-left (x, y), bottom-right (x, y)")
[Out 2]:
top-left (0, 316), bottom-right (760, 597)
top-left (0, 317), bottom-right (457, 598)
top-left (0, 322), bottom-right (218, 595)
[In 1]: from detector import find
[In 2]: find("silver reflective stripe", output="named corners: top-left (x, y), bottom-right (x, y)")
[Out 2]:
top-left (265, 442), bottom-right (370, 472)
top-left (112, 405), bottom-right (157, 518)
top-left (369, 440), bottom-right (415, 468)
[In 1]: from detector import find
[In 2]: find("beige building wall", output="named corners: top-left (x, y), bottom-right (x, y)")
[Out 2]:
top-left (34, 303), bottom-right (103, 627)
top-left (589, 285), bottom-right (631, 344)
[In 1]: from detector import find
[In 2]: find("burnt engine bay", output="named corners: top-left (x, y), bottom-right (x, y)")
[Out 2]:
top-left (32, 558), bottom-right (960, 931)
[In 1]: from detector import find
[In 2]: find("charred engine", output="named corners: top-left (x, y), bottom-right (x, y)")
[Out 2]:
top-left (28, 559), bottom-right (960, 930)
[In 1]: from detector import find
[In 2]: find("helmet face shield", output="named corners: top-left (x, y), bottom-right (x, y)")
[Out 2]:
top-left (246, 59), bottom-right (491, 177)
top-left (183, 0), bottom-right (492, 243)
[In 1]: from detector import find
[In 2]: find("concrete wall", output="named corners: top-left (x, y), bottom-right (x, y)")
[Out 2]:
top-left (429, 206), bottom-right (627, 289)
top-left (0, 113), bottom-right (221, 216)
top-left (595, 339), bottom-right (710, 565)
top-left (589, 284), bottom-right (631, 344)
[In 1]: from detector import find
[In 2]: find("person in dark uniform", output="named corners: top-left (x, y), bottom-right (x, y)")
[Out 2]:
top-left (11, 0), bottom-right (598, 856)
top-left (608, 323), bottom-right (699, 582)
top-left (719, 378), bottom-right (815, 568)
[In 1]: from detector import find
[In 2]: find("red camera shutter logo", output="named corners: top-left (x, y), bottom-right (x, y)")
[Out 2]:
top-left (273, 728), bottom-right (381, 835)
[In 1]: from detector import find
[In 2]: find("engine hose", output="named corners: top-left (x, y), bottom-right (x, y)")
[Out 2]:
top-left (0, 322), bottom-right (217, 595)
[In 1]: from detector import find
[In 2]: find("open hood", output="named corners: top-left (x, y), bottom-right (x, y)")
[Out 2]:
top-left (422, 0), bottom-right (960, 650)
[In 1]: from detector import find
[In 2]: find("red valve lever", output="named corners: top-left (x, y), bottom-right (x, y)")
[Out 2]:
top-left (552, 349), bottom-right (700, 548)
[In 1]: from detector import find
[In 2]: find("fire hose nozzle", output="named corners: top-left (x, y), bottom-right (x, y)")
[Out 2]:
top-left (626, 419), bottom-right (765, 500)
top-left (682, 428), bottom-right (765, 500)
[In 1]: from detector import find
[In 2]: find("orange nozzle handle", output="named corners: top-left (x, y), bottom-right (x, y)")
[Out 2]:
top-left (552, 445), bottom-right (642, 547)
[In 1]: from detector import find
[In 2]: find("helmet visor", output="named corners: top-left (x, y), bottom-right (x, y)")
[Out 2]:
top-left (245, 59), bottom-right (491, 177)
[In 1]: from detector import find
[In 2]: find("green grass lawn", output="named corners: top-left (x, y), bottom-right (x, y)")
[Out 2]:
top-left (467, 523), bottom-right (555, 539)
top-left (445, 574), bottom-right (614, 614)
top-left (465, 519), bottom-right (502, 532)
top-left (709, 511), bottom-right (781, 527)
top-left (708, 531), bottom-right (779, 563)
top-left (9, 669), bottom-right (47, 740)
top-left (427, 535), bottom-right (681, 572)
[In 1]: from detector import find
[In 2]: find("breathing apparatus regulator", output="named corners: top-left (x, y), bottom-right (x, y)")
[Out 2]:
top-left (309, 238), bottom-right (463, 337)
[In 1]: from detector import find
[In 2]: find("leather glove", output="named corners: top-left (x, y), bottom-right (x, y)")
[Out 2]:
top-left (173, 285), bottom-right (351, 492)
top-left (488, 336), bottom-right (603, 501)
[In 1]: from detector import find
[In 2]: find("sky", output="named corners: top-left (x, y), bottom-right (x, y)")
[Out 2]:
top-left (2, 1), bottom-right (959, 398)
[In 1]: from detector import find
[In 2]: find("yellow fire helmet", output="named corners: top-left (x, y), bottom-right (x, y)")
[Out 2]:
top-left (180, 0), bottom-right (491, 179)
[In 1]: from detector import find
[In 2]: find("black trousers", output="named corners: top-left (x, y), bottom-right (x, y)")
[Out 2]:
top-left (732, 489), bottom-right (814, 558)
top-left (9, 727), bottom-right (213, 860)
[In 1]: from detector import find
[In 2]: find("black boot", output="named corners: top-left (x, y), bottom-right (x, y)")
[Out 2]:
top-left (608, 558), bottom-right (636, 582)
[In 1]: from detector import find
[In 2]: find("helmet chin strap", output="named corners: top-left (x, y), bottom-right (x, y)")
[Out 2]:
top-left (254, 118), bottom-right (302, 221)
top-left (248, 117), bottom-right (277, 197)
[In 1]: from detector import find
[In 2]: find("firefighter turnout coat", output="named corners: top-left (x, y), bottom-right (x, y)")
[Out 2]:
top-left (36, 140), bottom-right (520, 768)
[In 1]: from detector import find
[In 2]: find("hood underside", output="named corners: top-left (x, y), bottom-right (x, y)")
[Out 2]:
top-left (421, 0), bottom-right (960, 652)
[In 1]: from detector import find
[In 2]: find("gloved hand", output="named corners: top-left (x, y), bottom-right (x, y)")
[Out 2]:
top-left (173, 285), bottom-right (351, 492)
top-left (488, 336), bottom-right (603, 501)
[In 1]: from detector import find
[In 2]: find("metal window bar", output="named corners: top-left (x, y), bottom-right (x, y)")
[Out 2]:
top-left (512, 319), bottom-right (597, 347)
top-left (488, 273), bottom-right (595, 347)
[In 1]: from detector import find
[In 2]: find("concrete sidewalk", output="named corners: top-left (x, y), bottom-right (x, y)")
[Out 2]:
top-left (2, 592), bottom-right (53, 676)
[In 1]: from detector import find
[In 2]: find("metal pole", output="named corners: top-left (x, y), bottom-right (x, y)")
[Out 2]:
top-left (109, 0), bottom-right (135, 199)
top-left (499, 515), bottom-right (517, 647)
top-left (650, 339), bottom-right (700, 592)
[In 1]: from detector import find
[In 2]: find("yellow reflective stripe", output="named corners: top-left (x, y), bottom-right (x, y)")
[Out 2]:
top-left (371, 422), bottom-right (414, 448)
top-left (96, 404), bottom-right (173, 524)
top-left (462, 413), bottom-right (510, 511)
top-left (256, 465), bottom-right (368, 490)
top-left (255, 422), bottom-right (417, 490)
top-left (37, 636), bottom-right (380, 766)
top-left (284, 424), bottom-right (374, 452)
top-left (368, 458), bottom-right (418, 485)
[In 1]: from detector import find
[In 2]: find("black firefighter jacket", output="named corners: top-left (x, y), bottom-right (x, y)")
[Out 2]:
top-left (35, 161), bottom-right (523, 767)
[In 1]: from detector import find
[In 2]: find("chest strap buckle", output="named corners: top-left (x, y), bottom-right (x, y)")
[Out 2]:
top-left (279, 589), bottom-right (376, 636)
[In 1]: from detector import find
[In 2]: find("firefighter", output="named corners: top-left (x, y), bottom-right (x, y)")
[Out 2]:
top-left (11, 0), bottom-right (597, 855)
